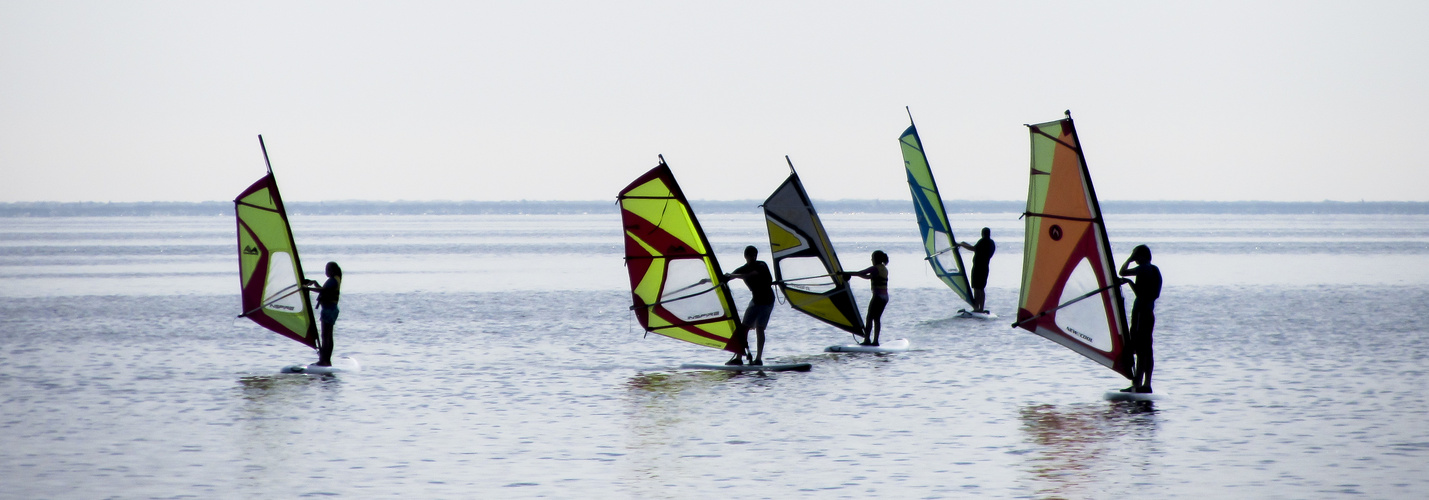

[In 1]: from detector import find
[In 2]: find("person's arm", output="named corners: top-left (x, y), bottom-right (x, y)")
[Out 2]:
top-left (841, 266), bottom-right (874, 279)
top-left (1119, 256), bottom-right (1139, 284)
top-left (957, 241), bottom-right (975, 251)
top-left (723, 263), bottom-right (753, 282)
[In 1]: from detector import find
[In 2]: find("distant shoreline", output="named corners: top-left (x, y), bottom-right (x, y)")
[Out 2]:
top-left (2, 200), bottom-right (1427, 217)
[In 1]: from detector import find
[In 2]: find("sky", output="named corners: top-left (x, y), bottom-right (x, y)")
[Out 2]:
top-left (2, 1), bottom-right (1426, 203)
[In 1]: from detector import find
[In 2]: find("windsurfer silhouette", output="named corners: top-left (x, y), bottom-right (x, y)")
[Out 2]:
top-left (723, 246), bottom-right (775, 366)
top-left (842, 250), bottom-right (890, 346)
top-left (303, 261), bottom-right (342, 366)
top-left (1119, 245), bottom-right (1161, 393)
top-left (957, 227), bottom-right (996, 313)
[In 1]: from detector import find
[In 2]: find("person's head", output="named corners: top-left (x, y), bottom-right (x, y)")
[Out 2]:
top-left (1130, 245), bottom-right (1151, 265)
top-left (325, 261), bottom-right (343, 279)
top-left (981, 227), bottom-right (991, 238)
top-left (744, 245), bottom-right (758, 262)
top-left (871, 250), bottom-right (888, 265)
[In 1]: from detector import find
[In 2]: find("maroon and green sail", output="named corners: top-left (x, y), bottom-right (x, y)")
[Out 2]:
top-left (1013, 113), bottom-right (1132, 379)
top-left (619, 157), bottom-right (744, 354)
top-left (235, 136), bottom-right (318, 349)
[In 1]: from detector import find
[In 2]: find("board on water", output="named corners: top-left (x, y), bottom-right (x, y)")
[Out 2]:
top-left (825, 338), bottom-right (911, 353)
top-left (282, 356), bottom-right (361, 374)
top-left (956, 309), bottom-right (999, 320)
top-left (1103, 390), bottom-right (1162, 402)
top-left (679, 362), bottom-right (812, 372)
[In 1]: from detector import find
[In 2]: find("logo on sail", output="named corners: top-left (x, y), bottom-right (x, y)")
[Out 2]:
top-left (243, 245), bottom-right (260, 255)
top-left (1065, 326), bottom-right (1093, 344)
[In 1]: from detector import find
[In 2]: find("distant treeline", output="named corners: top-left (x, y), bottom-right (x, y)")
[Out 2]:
top-left (2, 200), bottom-right (1428, 217)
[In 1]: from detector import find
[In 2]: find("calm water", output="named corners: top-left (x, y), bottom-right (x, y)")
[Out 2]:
top-left (1, 212), bottom-right (1427, 499)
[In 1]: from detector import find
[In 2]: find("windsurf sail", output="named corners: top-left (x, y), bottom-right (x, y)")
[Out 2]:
top-left (899, 111), bottom-right (974, 307)
top-left (619, 157), bottom-right (744, 354)
top-left (762, 157), bottom-right (864, 337)
top-left (1013, 112), bottom-right (1132, 378)
top-left (235, 135), bottom-right (319, 348)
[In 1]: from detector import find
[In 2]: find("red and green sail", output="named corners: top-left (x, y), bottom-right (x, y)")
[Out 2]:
top-left (235, 136), bottom-right (318, 348)
top-left (1014, 114), bottom-right (1131, 378)
top-left (619, 158), bottom-right (744, 354)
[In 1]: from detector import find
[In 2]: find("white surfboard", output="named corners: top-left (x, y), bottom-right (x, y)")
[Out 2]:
top-left (825, 338), bottom-right (911, 353)
top-left (679, 362), bottom-right (812, 372)
top-left (1103, 390), bottom-right (1162, 402)
top-left (282, 356), bottom-right (361, 374)
top-left (956, 309), bottom-right (999, 320)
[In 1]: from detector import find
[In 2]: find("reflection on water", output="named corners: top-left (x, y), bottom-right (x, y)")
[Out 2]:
top-left (621, 369), bottom-right (798, 498)
top-left (1018, 401), bottom-right (1159, 499)
top-left (234, 374), bottom-right (343, 494)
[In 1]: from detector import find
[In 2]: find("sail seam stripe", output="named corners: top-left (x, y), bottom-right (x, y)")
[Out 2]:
top-left (1022, 212), bottom-right (1101, 223)
top-left (1028, 127), bottom-right (1081, 151)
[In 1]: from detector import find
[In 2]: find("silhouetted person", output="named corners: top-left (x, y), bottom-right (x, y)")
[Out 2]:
top-left (958, 227), bottom-right (995, 313)
top-left (1119, 245), bottom-right (1161, 393)
top-left (724, 246), bottom-right (775, 366)
top-left (842, 250), bottom-right (889, 346)
top-left (303, 261), bottom-right (342, 366)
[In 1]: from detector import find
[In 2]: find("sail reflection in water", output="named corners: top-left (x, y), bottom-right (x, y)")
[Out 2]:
top-left (1019, 402), bottom-right (1160, 498)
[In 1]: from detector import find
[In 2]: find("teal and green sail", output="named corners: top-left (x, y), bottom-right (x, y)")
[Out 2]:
top-left (235, 136), bottom-right (318, 348)
top-left (899, 115), bottom-right (974, 307)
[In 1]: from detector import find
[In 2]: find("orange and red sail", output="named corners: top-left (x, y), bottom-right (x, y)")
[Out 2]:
top-left (1014, 114), bottom-right (1132, 378)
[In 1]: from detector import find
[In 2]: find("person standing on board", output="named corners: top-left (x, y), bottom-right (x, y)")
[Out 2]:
top-left (723, 246), bottom-right (776, 366)
top-left (957, 227), bottom-right (996, 313)
top-left (1119, 245), bottom-right (1161, 393)
top-left (303, 261), bottom-right (342, 366)
top-left (842, 250), bottom-right (890, 346)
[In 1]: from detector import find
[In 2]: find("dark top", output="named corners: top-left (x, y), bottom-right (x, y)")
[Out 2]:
top-left (970, 236), bottom-right (995, 287)
top-left (851, 264), bottom-right (889, 294)
top-left (1124, 264), bottom-right (1161, 309)
top-left (731, 261), bottom-right (775, 305)
top-left (972, 237), bottom-right (995, 269)
top-left (316, 277), bottom-right (340, 307)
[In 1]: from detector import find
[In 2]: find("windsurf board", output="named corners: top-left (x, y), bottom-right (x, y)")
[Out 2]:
top-left (825, 338), bottom-right (911, 353)
top-left (1103, 390), bottom-right (1162, 402)
top-left (956, 309), bottom-right (998, 320)
top-left (282, 356), bottom-right (361, 374)
top-left (679, 362), bottom-right (812, 372)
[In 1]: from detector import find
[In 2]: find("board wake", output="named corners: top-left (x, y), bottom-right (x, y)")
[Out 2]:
top-left (956, 309), bottom-right (999, 320)
top-left (680, 362), bottom-right (812, 372)
top-left (282, 356), bottom-right (361, 374)
top-left (825, 338), bottom-right (911, 353)
top-left (1102, 390), bottom-right (1162, 402)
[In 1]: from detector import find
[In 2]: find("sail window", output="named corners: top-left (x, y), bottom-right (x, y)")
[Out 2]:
top-left (777, 256), bottom-right (836, 294)
top-left (264, 251), bottom-right (304, 313)
top-left (659, 259), bottom-right (725, 322)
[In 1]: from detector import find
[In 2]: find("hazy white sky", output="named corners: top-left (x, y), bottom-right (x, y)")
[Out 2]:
top-left (2, 1), bottom-right (1426, 203)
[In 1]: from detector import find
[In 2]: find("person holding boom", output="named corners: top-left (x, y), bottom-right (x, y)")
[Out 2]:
top-left (842, 250), bottom-right (890, 346)
top-left (722, 246), bottom-right (776, 366)
top-left (1119, 245), bottom-right (1161, 393)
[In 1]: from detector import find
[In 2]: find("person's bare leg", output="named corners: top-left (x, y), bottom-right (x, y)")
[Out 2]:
top-left (753, 326), bottom-right (765, 365)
